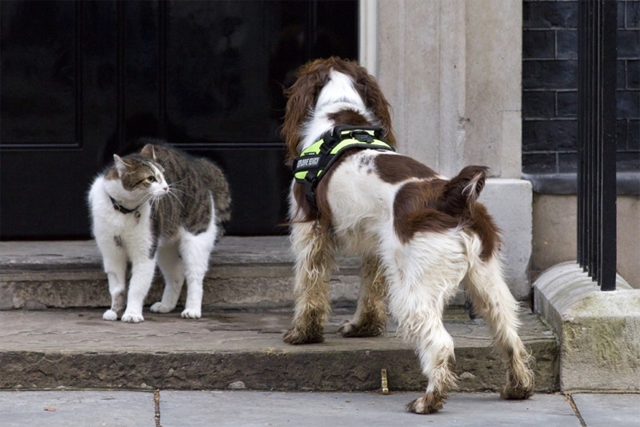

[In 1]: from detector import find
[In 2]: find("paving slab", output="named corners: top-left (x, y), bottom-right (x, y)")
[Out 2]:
top-left (0, 390), bottom-right (156, 427)
top-left (572, 393), bottom-right (640, 426)
top-left (160, 391), bottom-right (580, 427)
top-left (0, 390), bottom-right (580, 427)
top-left (0, 308), bottom-right (558, 393)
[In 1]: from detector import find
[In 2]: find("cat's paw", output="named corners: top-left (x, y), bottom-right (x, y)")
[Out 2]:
top-left (103, 309), bottom-right (118, 321)
top-left (181, 308), bottom-right (201, 319)
top-left (150, 302), bottom-right (174, 313)
top-left (121, 312), bottom-right (144, 323)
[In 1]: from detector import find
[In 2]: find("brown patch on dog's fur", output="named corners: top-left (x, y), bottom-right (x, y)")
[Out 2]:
top-left (392, 166), bottom-right (498, 260)
top-left (393, 180), bottom-right (462, 243)
top-left (374, 154), bottom-right (439, 184)
top-left (469, 204), bottom-right (501, 261)
top-left (439, 165), bottom-right (487, 217)
top-left (327, 110), bottom-right (373, 128)
top-left (281, 57), bottom-right (396, 162)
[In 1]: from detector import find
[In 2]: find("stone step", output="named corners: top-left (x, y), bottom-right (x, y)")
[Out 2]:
top-left (0, 237), bottom-right (361, 310)
top-left (0, 307), bottom-right (558, 393)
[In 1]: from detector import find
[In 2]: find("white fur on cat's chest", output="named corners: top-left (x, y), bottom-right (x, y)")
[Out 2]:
top-left (89, 176), bottom-right (155, 258)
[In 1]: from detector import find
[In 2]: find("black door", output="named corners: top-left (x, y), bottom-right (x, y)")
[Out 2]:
top-left (0, 0), bottom-right (358, 239)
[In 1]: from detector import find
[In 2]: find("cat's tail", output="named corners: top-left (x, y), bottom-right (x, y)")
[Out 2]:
top-left (199, 159), bottom-right (232, 233)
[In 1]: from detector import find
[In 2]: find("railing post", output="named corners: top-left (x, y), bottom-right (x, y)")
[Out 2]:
top-left (577, 0), bottom-right (617, 291)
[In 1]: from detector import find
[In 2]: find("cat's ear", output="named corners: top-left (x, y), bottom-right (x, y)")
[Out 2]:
top-left (140, 144), bottom-right (157, 160)
top-left (113, 154), bottom-right (129, 176)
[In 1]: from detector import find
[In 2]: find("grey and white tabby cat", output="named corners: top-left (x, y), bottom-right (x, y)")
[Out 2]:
top-left (88, 142), bottom-right (231, 323)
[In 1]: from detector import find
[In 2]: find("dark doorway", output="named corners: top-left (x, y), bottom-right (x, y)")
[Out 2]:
top-left (0, 0), bottom-right (358, 239)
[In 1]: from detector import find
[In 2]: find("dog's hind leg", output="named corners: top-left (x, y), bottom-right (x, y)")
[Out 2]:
top-left (283, 221), bottom-right (336, 344)
top-left (385, 233), bottom-right (463, 414)
top-left (464, 245), bottom-right (535, 400)
top-left (338, 254), bottom-right (387, 337)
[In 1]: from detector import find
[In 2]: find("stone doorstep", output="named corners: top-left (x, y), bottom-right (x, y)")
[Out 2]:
top-left (0, 238), bottom-right (559, 393)
top-left (0, 308), bottom-right (558, 393)
top-left (0, 237), bottom-right (362, 310)
top-left (0, 237), bottom-right (473, 310)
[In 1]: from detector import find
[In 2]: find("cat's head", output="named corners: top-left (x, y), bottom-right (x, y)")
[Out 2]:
top-left (104, 153), bottom-right (169, 203)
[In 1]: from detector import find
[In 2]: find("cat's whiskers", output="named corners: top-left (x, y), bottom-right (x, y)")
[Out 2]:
top-left (164, 187), bottom-right (186, 209)
top-left (167, 183), bottom-right (193, 201)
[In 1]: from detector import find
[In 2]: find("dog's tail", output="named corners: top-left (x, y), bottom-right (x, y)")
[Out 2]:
top-left (440, 166), bottom-right (488, 218)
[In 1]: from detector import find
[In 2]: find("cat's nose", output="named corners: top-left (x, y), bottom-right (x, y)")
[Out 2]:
top-left (162, 185), bottom-right (168, 192)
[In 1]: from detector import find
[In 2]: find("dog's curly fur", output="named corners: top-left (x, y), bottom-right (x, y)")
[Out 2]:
top-left (281, 57), bottom-right (534, 414)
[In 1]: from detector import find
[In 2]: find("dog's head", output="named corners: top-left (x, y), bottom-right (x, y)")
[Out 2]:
top-left (281, 57), bottom-right (396, 161)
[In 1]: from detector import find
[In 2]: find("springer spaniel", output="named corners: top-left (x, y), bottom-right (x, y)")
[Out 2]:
top-left (281, 57), bottom-right (534, 414)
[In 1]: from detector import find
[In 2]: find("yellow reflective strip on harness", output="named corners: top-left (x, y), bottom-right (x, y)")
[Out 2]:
top-left (294, 137), bottom-right (391, 181)
top-left (329, 137), bottom-right (391, 154)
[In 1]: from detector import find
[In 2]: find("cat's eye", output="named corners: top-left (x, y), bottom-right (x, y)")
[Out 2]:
top-left (147, 176), bottom-right (157, 183)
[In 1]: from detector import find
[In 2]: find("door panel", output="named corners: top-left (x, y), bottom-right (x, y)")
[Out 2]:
top-left (1, 1), bottom-right (119, 238)
top-left (0, 0), bottom-right (358, 239)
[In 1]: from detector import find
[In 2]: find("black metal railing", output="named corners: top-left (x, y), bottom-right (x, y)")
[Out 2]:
top-left (577, 0), bottom-right (617, 291)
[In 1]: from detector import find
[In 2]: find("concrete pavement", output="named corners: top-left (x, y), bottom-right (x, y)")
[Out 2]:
top-left (2, 389), bottom-right (639, 426)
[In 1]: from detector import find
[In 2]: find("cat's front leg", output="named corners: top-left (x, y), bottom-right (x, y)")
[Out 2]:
top-left (102, 250), bottom-right (127, 321)
top-left (121, 258), bottom-right (156, 323)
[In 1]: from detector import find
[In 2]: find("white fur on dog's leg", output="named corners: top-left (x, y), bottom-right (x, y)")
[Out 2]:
top-left (464, 248), bottom-right (535, 398)
top-left (384, 232), bottom-right (465, 412)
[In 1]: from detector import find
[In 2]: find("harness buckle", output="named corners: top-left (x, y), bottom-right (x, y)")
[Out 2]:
top-left (350, 130), bottom-right (375, 143)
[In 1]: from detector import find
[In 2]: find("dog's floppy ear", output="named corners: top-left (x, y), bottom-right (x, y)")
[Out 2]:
top-left (281, 61), bottom-right (330, 161)
top-left (348, 62), bottom-right (396, 147)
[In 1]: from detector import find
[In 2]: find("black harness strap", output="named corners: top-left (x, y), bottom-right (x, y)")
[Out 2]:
top-left (292, 126), bottom-right (395, 208)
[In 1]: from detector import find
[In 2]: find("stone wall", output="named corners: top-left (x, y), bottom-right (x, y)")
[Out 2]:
top-left (375, 0), bottom-right (532, 299)
top-left (522, 0), bottom-right (640, 174)
top-left (532, 194), bottom-right (640, 288)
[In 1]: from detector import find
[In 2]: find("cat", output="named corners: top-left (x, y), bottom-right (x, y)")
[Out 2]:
top-left (88, 142), bottom-right (231, 323)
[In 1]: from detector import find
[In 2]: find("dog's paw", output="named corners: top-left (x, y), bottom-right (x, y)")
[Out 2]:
top-left (501, 385), bottom-right (534, 400)
top-left (338, 320), bottom-right (384, 338)
top-left (283, 328), bottom-right (324, 345)
top-left (150, 302), bottom-right (174, 314)
top-left (121, 312), bottom-right (144, 323)
top-left (406, 392), bottom-right (447, 415)
top-left (501, 366), bottom-right (534, 400)
top-left (103, 309), bottom-right (118, 321)
top-left (181, 308), bottom-right (201, 319)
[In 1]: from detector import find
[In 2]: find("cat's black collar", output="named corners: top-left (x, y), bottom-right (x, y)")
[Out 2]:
top-left (109, 196), bottom-right (143, 215)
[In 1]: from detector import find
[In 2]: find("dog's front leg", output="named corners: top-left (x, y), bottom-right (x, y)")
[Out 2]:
top-left (338, 254), bottom-right (387, 337)
top-left (283, 221), bottom-right (336, 344)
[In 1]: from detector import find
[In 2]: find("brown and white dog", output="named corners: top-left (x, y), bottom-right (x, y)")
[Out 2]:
top-left (281, 57), bottom-right (534, 414)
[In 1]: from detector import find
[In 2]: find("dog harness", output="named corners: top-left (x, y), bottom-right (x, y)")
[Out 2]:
top-left (292, 125), bottom-right (395, 208)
